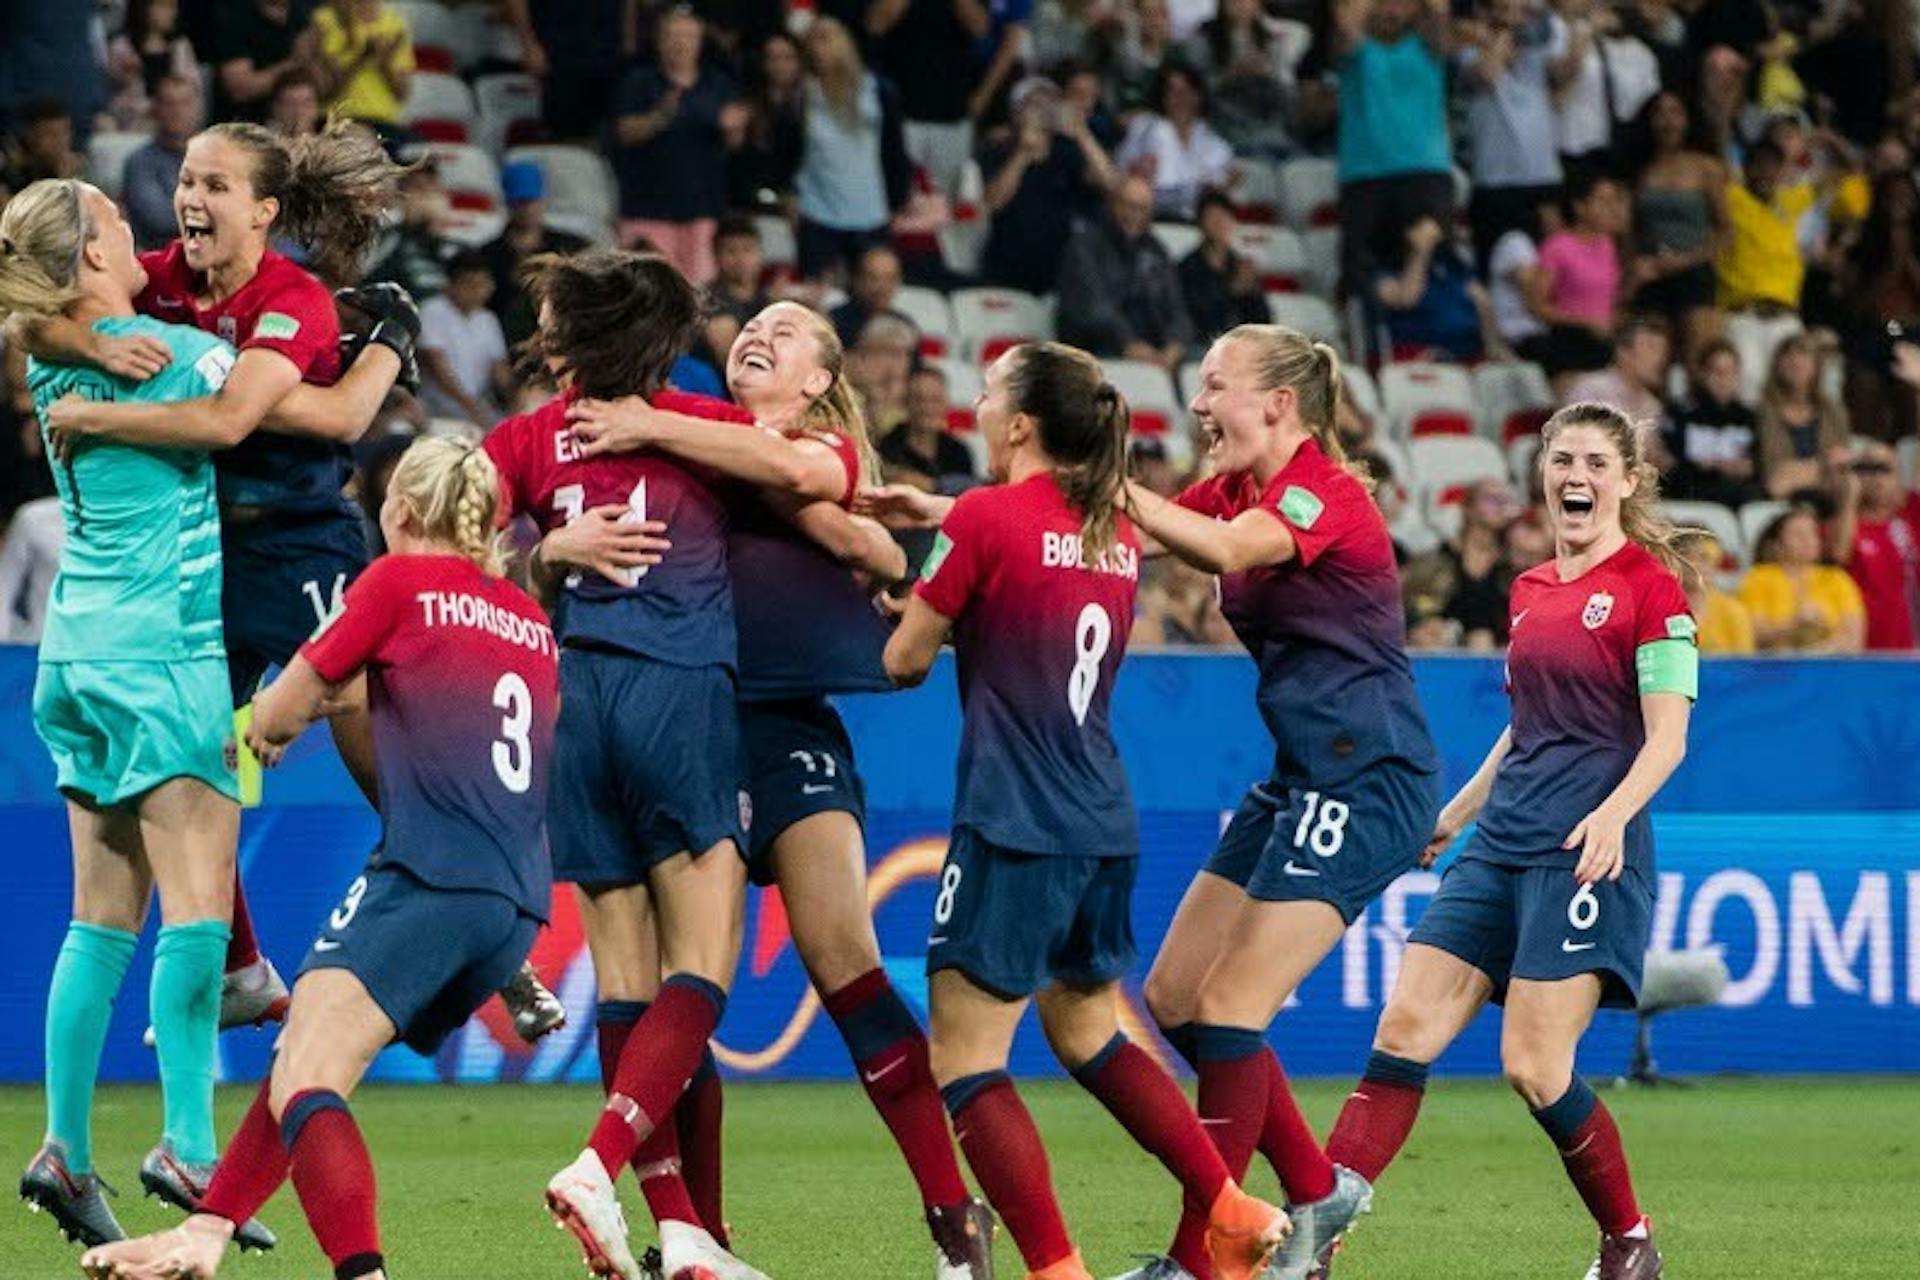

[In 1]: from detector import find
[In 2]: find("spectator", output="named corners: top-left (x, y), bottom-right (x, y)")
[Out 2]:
top-left (309, 0), bottom-right (415, 133)
top-left (730, 32), bottom-right (807, 210)
top-left (418, 251), bottom-right (513, 427)
top-left (269, 68), bottom-right (325, 136)
top-left (1028, 0), bottom-right (1117, 70)
top-left (970, 0), bottom-right (1034, 126)
top-left (1527, 171), bottom-right (1632, 382)
top-left (0, 496), bottom-right (62, 644)
top-left (481, 161), bottom-right (590, 350)
top-left (980, 74), bottom-right (1118, 296)
top-left (705, 216), bottom-right (774, 367)
top-left (1331, 0), bottom-right (1455, 297)
top-left (1056, 174), bottom-right (1195, 368)
top-left (612, 7), bottom-right (747, 285)
top-left (1107, 0), bottom-right (1178, 116)
top-left (1504, 507), bottom-right (1554, 570)
top-left (1738, 506), bottom-right (1866, 651)
top-left (1458, 0), bottom-right (1570, 270)
top-left (1661, 337), bottom-right (1762, 505)
top-left (1114, 64), bottom-right (1236, 220)
top-left (1487, 206), bottom-right (1556, 362)
top-left (1129, 435), bottom-right (1185, 498)
top-left (122, 76), bottom-right (204, 251)
top-left (0, 342), bottom-right (55, 522)
top-left (829, 245), bottom-right (912, 349)
top-left (879, 366), bottom-right (978, 491)
top-left (792, 17), bottom-right (909, 282)
top-left (502, 0), bottom-right (637, 143)
top-left (1835, 166), bottom-right (1920, 443)
top-left (106, 0), bottom-right (204, 130)
top-left (1716, 138), bottom-right (1814, 312)
top-left (847, 313), bottom-right (918, 435)
top-left (365, 157), bottom-right (456, 300)
top-left (1433, 477), bottom-right (1524, 649)
top-left (1134, 557), bottom-right (1236, 646)
top-left (1673, 529), bottom-right (1757, 653)
top-left (1372, 214), bottom-right (1503, 362)
top-left (1401, 552), bottom-right (1463, 647)
top-left (867, 0), bottom-right (990, 198)
top-left (1059, 61), bottom-right (1125, 152)
top-left (2, 99), bottom-right (85, 194)
top-left (1549, 0), bottom-right (1629, 183)
top-left (1829, 438), bottom-right (1920, 650)
top-left (1358, 448), bottom-right (1436, 559)
top-left (1, 2), bottom-right (103, 150)
top-left (1631, 90), bottom-right (1729, 359)
top-left (210, 0), bottom-right (317, 125)
top-left (1565, 313), bottom-right (1673, 423)
top-left (1179, 190), bottom-right (1269, 345)
top-left (1184, 0), bottom-right (1303, 158)
top-left (1757, 331), bottom-right (1848, 497)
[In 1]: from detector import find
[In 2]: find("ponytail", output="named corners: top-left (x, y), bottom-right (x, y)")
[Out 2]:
top-left (1004, 342), bottom-right (1131, 563)
top-left (0, 180), bottom-right (93, 324)
top-left (387, 437), bottom-right (505, 575)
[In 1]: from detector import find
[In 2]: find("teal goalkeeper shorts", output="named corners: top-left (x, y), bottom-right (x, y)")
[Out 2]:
top-left (33, 657), bottom-right (241, 807)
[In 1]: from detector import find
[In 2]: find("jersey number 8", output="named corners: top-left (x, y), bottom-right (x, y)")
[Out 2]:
top-left (1067, 602), bottom-right (1113, 726)
top-left (492, 672), bottom-right (534, 793)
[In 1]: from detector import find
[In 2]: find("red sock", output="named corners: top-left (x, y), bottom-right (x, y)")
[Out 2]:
top-left (225, 869), bottom-right (260, 973)
top-left (595, 1000), bottom-right (703, 1228)
top-left (1193, 1028), bottom-right (1268, 1180)
top-left (943, 1072), bottom-right (1074, 1272)
top-left (587, 977), bottom-right (725, 1177)
top-left (825, 969), bottom-right (969, 1209)
top-left (200, 1079), bottom-right (287, 1226)
top-left (1256, 1048), bottom-right (1335, 1203)
top-left (1074, 1035), bottom-right (1229, 1206)
top-left (1325, 1052), bottom-right (1429, 1183)
top-left (1555, 1098), bottom-right (1643, 1234)
top-left (678, 1051), bottom-right (728, 1245)
top-left (281, 1091), bottom-right (381, 1278)
top-left (1167, 1207), bottom-right (1214, 1280)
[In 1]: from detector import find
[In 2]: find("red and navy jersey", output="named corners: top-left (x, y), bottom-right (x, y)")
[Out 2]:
top-left (137, 243), bottom-right (350, 515)
top-left (916, 473), bottom-right (1140, 857)
top-left (300, 553), bottom-right (559, 917)
top-left (1178, 439), bottom-right (1437, 788)
top-left (1470, 540), bottom-right (1695, 872)
top-left (485, 387), bottom-right (755, 668)
top-left (730, 428), bottom-right (892, 701)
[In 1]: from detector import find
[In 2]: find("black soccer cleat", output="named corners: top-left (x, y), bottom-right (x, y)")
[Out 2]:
top-left (140, 1140), bottom-right (278, 1252)
top-left (929, 1196), bottom-right (997, 1279)
top-left (20, 1141), bottom-right (124, 1247)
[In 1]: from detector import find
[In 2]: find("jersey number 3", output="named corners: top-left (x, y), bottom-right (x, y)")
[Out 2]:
top-left (492, 672), bottom-right (534, 793)
top-left (554, 480), bottom-right (649, 587)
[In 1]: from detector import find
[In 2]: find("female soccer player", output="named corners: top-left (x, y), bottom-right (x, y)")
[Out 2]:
top-left (80, 437), bottom-right (561, 1280)
top-left (1110, 324), bottom-right (1442, 1280)
top-left (3, 178), bottom-right (267, 1254)
top-left (1311, 401), bottom-right (1694, 1280)
top-left (884, 342), bottom-right (1288, 1280)
top-left (568, 299), bottom-right (993, 1279)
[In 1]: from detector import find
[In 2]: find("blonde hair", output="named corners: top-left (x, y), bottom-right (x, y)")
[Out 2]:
top-left (783, 303), bottom-right (882, 487)
top-left (1220, 323), bottom-right (1369, 487)
top-left (1540, 401), bottom-right (1700, 589)
top-left (0, 179), bottom-right (96, 323)
top-left (388, 437), bottom-right (505, 574)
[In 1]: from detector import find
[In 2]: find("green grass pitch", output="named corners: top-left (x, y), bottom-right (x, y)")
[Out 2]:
top-left (4, 1077), bottom-right (1916, 1278)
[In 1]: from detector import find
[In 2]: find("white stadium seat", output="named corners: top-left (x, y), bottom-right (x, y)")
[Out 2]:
top-left (1298, 225), bottom-right (1341, 297)
top-left (402, 71), bottom-right (478, 143)
top-left (1379, 361), bottom-right (1478, 440)
top-left (390, 3), bottom-right (488, 73)
top-left (1664, 500), bottom-right (1745, 570)
top-left (1232, 224), bottom-right (1308, 292)
top-left (1722, 310), bottom-right (1804, 405)
top-left (891, 285), bottom-right (955, 354)
top-left (1739, 499), bottom-right (1792, 560)
top-left (951, 287), bottom-right (1051, 362)
top-left (1177, 359), bottom-right (1205, 404)
top-left (1102, 358), bottom-right (1181, 439)
top-left (1472, 360), bottom-right (1555, 443)
top-left (1265, 293), bottom-right (1342, 349)
top-left (474, 72), bottom-right (543, 155)
top-left (1277, 156), bottom-right (1339, 231)
top-left (505, 144), bottom-right (617, 244)
top-left (1407, 436), bottom-right (1508, 510)
top-left (88, 131), bottom-right (151, 200)
top-left (752, 213), bottom-right (797, 271)
top-left (1232, 157), bottom-right (1283, 223)
top-left (1342, 365), bottom-right (1383, 427)
top-left (422, 143), bottom-right (506, 248)
top-left (1152, 221), bottom-right (1202, 262)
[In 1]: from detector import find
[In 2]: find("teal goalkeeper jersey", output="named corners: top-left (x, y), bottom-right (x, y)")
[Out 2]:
top-left (30, 315), bottom-right (237, 662)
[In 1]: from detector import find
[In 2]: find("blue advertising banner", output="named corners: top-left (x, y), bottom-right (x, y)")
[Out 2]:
top-left (1, 648), bottom-right (1916, 1084)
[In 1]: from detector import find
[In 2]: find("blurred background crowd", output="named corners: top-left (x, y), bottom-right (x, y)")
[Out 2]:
top-left (4, 0), bottom-right (1920, 654)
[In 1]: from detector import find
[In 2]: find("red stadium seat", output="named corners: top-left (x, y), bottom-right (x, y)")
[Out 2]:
top-left (449, 190), bottom-right (494, 212)
top-left (978, 335), bottom-right (1024, 364)
top-left (945, 407), bottom-right (976, 433)
top-left (414, 45), bottom-right (456, 73)
top-left (1409, 410), bottom-right (1475, 438)
top-left (411, 118), bottom-right (469, 144)
top-left (1502, 407), bottom-right (1550, 444)
top-left (917, 335), bottom-right (949, 359)
top-left (1130, 410), bottom-right (1171, 436)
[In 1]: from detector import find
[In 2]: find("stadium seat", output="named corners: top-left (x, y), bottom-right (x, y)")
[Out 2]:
top-left (1342, 365), bottom-right (1383, 427)
top-left (892, 285), bottom-right (955, 356)
top-left (1103, 358), bottom-right (1181, 438)
top-left (1507, 436), bottom-right (1540, 490)
top-left (1739, 499), bottom-right (1791, 559)
top-left (1472, 360), bottom-right (1554, 442)
top-left (1380, 361), bottom-right (1478, 441)
top-left (752, 213), bottom-right (797, 272)
top-left (1723, 310), bottom-right (1804, 404)
top-left (1177, 359), bottom-right (1204, 404)
top-left (932, 356), bottom-right (983, 405)
top-left (87, 130), bottom-right (151, 200)
top-left (402, 71), bottom-right (478, 143)
top-left (1232, 157), bottom-right (1282, 224)
top-left (422, 143), bottom-right (506, 248)
top-left (1899, 436), bottom-right (1918, 487)
top-left (952, 287), bottom-right (1051, 362)
top-left (1298, 226), bottom-right (1341, 298)
top-left (505, 144), bottom-right (617, 244)
top-left (1407, 436), bottom-right (1507, 511)
top-left (1152, 221), bottom-right (1202, 262)
top-left (1277, 157), bottom-right (1339, 230)
top-left (1232, 224), bottom-right (1308, 293)
top-left (391, 3), bottom-right (486, 73)
top-left (1367, 435), bottom-right (1412, 489)
top-left (1664, 500), bottom-right (1745, 571)
top-left (474, 73), bottom-right (543, 155)
top-left (1265, 293), bottom-right (1342, 349)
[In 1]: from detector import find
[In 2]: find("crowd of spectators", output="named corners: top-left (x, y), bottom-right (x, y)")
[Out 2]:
top-left (3, 0), bottom-right (1920, 655)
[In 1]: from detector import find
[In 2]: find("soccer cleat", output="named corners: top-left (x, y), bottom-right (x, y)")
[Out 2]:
top-left (1026, 1250), bottom-right (1095, 1280)
top-left (639, 1246), bottom-right (667, 1280)
top-left (141, 957), bottom-right (291, 1047)
top-left (1204, 1182), bottom-right (1290, 1280)
top-left (140, 1141), bottom-right (277, 1252)
top-left (929, 1196), bottom-right (996, 1279)
top-left (501, 960), bottom-right (568, 1043)
top-left (659, 1218), bottom-right (771, 1280)
top-left (20, 1142), bottom-right (124, 1247)
top-left (81, 1216), bottom-right (234, 1280)
top-left (546, 1150), bottom-right (644, 1280)
top-left (1583, 1222), bottom-right (1662, 1280)
top-left (1263, 1166), bottom-right (1372, 1280)
top-left (1105, 1256), bottom-right (1197, 1279)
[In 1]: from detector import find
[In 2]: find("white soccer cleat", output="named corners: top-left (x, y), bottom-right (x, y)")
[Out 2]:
top-left (546, 1151), bottom-right (643, 1280)
top-left (142, 958), bottom-right (291, 1047)
top-left (659, 1219), bottom-right (772, 1280)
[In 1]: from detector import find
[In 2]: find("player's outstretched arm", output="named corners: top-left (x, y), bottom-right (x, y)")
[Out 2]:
top-left (1423, 726), bottom-right (1512, 866)
top-left (1122, 480), bottom-right (1297, 575)
top-left (9, 313), bottom-right (173, 381)
top-left (569, 397), bottom-right (848, 503)
top-left (246, 654), bottom-right (341, 768)
top-left (883, 595), bottom-right (952, 687)
top-left (46, 347), bottom-right (302, 450)
top-left (1565, 694), bottom-right (1690, 884)
top-left (854, 483), bottom-right (954, 530)
top-left (769, 493), bottom-right (909, 584)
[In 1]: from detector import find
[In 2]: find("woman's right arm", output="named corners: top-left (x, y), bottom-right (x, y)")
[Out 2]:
top-left (47, 347), bottom-right (303, 449)
top-left (12, 314), bottom-right (174, 382)
top-left (567, 397), bottom-right (849, 503)
top-left (1123, 481), bottom-right (1296, 575)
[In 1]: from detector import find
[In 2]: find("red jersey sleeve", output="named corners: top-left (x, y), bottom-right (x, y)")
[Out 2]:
top-left (653, 390), bottom-right (756, 424)
top-left (915, 490), bottom-right (992, 620)
top-left (301, 557), bottom-right (408, 683)
top-left (806, 428), bottom-right (863, 508)
top-left (1629, 558), bottom-right (1695, 648)
top-left (1256, 466), bottom-right (1360, 568)
top-left (483, 414), bottom-right (536, 521)
top-left (243, 271), bottom-right (337, 379)
top-left (1175, 474), bottom-right (1232, 517)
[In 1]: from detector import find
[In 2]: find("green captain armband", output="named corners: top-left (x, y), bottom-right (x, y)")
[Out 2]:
top-left (1635, 638), bottom-right (1699, 700)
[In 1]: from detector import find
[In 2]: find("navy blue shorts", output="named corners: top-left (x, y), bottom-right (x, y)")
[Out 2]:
top-left (549, 646), bottom-right (744, 886)
top-left (925, 826), bottom-right (1137, 1000)
top-left (299, 860), bottom-right (538, 1054)
top-left (740, 697), bottom-right (866, 882)
top-left (222, 512), bottom-right (370, 706)
top-left (1409, 857), bottom-right (1653, 1009)
top-left (1206, 764), bottom-right (1440, 923)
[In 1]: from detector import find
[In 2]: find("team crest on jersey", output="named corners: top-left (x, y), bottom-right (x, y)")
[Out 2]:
top-left (216, 315), bottom-right (238, 344)
top-left (1582, 592), bottom-right (1615, 630)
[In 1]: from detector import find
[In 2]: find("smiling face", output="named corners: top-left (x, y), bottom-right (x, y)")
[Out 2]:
top-left (174, 133), bottom-right (275, 275)
top-left (974, 349), bottom-right (1025, 482)
top-left (727, 302), bottom-right (834, 419)
top-left (1189, 336), bottom-right (1283, 474)
top-left (1541, 421), bottom-right (1636, 553)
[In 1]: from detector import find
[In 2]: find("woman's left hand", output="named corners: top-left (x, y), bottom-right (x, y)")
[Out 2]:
top-left (568, 397), bottom-right (665, 456)
top-left (1564, 806), bottom-right (1627, 884)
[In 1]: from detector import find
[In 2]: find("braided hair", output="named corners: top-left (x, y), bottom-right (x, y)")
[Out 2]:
top-left (386, 437), bottom-right (505, 575)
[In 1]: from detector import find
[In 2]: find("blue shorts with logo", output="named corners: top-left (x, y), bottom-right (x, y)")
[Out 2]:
top-left (549, 645), bottom-right (744, 886)
top-left (740, 697), bottom-right (867, 881)
top-left (1408, 855), bottom-right (1654, 1009)
top-left (222, 511), bottom-right (369, 706)
top-left (300, 859), bottom-right (539, 1054)
top-left (926, 826), bottom-right (1137, 1000)
top-left (1205, 762), bottom-right (1441, 923)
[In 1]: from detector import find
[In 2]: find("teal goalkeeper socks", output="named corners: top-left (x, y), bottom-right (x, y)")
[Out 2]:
top-left (151, 919), bottom-right (230, 1164)
top-left (45, 922), bottom-right (138, 1174)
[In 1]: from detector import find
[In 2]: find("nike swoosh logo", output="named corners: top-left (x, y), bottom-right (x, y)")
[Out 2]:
top-left (863, 1058), bottom-right (905, 1084)
top-left (1282, 860), bottom-right (1321, 877)
top-left (927, 935), bottom-right (948, 945)
top-left (1512, 608), bottom-right (1530, 628)
top-left (1561, 940), bottom-right (1596, 953)
top-left (801, 783), bottom-right (834, 795)
top-left (1199, 1117), bottom-right (1233, 1126)
top-left (313, 939), bottom-right (341, 952)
